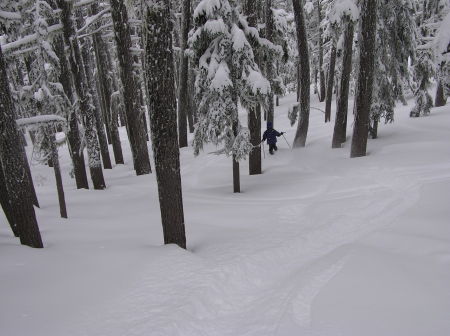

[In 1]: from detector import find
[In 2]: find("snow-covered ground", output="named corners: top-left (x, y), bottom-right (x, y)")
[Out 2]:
top-left (1, 94), bottom-right (450, 336)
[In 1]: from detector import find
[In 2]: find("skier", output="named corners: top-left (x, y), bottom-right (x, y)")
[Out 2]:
top-left (262, 122), bottom-right (284, 155)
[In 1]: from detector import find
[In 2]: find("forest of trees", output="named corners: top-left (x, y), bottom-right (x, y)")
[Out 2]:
top-left (0, 0), bottom-right (449, 248)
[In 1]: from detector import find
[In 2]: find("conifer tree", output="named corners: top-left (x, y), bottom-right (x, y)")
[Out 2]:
top-left (190, 0), bottom-right (273, 192)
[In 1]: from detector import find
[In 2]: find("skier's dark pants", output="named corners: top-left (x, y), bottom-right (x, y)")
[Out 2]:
top-left (269, 144), bottom-right (278, 154)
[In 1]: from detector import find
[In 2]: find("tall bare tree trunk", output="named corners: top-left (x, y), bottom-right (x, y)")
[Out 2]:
top-left (292, 0), bottom-right (310, 148)
top-left (54, 36), bottom-right (89, 189)
top-left (332, 21), bottom-right (354, 148)
top-left (91, 3), bottom-right (124, 165)
top-left (76, 11), bottom-right (112, 170)
top-left (0, 45), bottom-right (43, 248)
top-left (111, 0), bottom-right (152, 175)
top-left (177, 0), bottom-right (191, 148)
top-left (265, 0), bottom-right (275, 125)
top-left (245, 0), bottom-right (262, 175)
top-left (325, 44), bottom-right (336, 122)
top-left (317, 0), bottom-right (326, 102)
top-left (143, 0), bottom-right (186, 248)
top-left (350, 0), bottom-right (377, 158)
top-left (58, 0), bottom-right (106, 189)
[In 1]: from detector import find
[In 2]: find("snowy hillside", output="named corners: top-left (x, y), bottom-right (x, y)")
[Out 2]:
top-left (1, 94), bottom-right (449, 336)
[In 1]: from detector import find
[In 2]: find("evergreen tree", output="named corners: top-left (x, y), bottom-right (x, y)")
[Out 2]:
top-left (370, 0), bottom-right (416, 138)
top-left (190, 0), bottom-right (273, 192)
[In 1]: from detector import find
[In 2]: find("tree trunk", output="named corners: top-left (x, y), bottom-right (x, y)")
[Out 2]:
top-left (49, 132), bottom-right (67, 218)
top-left (76, 10), bottom-right (112, 171)
top-left (245, 0), bottom-right (262, 175)
top-left (232, 120), bottom-right (240, 193)
top-left (317, 0), bottom-right (326, 102)
top-left (292, 0), bottom-right (310, 148)
top-left (325, 44), bottom-right (336, 123)
top-left (350, 0), bottom-right (377, 158)
top-left (53, 35), bottom-right (89, 189)
top-left (177, 0), bottom-right (191, 148)
top-left (143, 0), bottom-right (186, 249)
top-left (0, 162), bottom-right (19, 237)
top-left (332, 21), bottom-right (354, 148)
top-left (90, 5), bottom-right (124, 165)
top-left (58, 0), bottom-right (106, 189)
top-left (265, 0), bottom-right (275, 125)
top-left (111, 0), bottom-right (151, 175)
top-left (0, 45), bottom-right (43, 248)
top-left (435, 80), bottom-right (446, 107)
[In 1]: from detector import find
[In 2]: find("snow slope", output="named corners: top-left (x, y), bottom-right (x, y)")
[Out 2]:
top-left (1, 94), bottom-right (449, 336)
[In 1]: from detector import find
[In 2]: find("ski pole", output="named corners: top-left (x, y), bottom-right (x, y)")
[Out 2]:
top-left (282, 134), bottom-right (291, 149)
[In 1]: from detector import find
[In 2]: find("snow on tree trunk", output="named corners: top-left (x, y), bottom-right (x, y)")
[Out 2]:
top-left (143, 0), bottom-right (186, 249)
top-left (332, 20), bottom-right (354, 148)
top-left (57, 0), bottom-right (105, 190)
top-left (90, 4), bottom-right (124, 165)
top-left (292, 0), bottom-right (311, 148)
top-left (110, 0), bottom-right (151, 175)
top-left (325, 44), bottom-right (336, 123)
top-left (177, 0), bottom-right (191, 148)
top-left (53, 36), bottom-right (89, 189)
top-left (0, 45), bottom-right (43, 248)
top-left (350, 0), bottom-right (377, 158)
top-left (245, 0), bottom-right (262, 176)
top-left (76, 10), bottom-right (112, 171)
top-left (317, 0), bottom-right (326, 102)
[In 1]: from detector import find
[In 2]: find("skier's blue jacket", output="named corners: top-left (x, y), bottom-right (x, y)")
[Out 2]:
top-left (262, 122), bottom-right (283, 145)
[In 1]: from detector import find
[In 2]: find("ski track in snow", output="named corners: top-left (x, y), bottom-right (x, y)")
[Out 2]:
top-left (74, 136), bottom-right (433, 336)
top-left (2, 94), bottom-right (450, 336)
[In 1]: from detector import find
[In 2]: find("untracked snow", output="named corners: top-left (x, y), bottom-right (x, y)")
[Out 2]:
top-left (1, 93), bottom-right (450, 336)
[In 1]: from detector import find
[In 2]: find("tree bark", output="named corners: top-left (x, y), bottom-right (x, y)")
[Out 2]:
top-left (292, 0), bottom-right (310, 148)
top-left (0, 162), bottom-right (19, 237)
top-left (57, 0), bottom-right (106, 189)
top-left (317, 0), bottom-right (326, 102)
top-left (325, 44), bottom-right (336, 123)
top-left (49, 131), bottom-right (67, 218)
top-left (332, 21), bottom-right (354, 148)
top-left (110, 0), bottom-right (152, 175)
top-left (90, 5), bottom-right (124, 165)
top-left (435, 80), bottom-right (446, 107)
top-left (76, 10), bottom-right (112, 171)
top-left (245, 0), bottom-right (262, 175)
top-left (265, 0), bottom-right (275, 125)
top-left (350, 0), bottom-right (377, 158)
top-left (53, 35), bottom-right (89, 189)
top-left (177, 0), bottom-right (191, 148)
top-left (0, 45), bottom-right (43, 248)
top-left (143, 0), bottom-right (186, 249)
